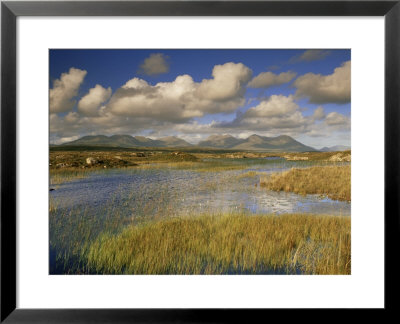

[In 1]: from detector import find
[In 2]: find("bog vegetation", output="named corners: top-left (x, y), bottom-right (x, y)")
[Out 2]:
top-left (49, 149), bottom-right (351, 275)
top-left (87, 213), bottom-right (350, 275)
top-left (260, 165), bottom-right (351, 201)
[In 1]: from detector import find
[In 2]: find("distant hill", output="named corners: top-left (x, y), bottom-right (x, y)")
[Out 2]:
top-left (60, 134), bottom-right (316, 152)
top-left (156, 136), bottom-right (193, 147)
top-left (198, 134), bottom-right (316, 152)
top-left (62, 135), bottom-right (192, 148)
top-left (320, 145), bottom-right (351, 152)
top-left (197, 134), bottom-right (242, 148)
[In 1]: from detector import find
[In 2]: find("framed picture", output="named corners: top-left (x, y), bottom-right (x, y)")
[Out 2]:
top-left (1, 0), bottom-right (398, 321)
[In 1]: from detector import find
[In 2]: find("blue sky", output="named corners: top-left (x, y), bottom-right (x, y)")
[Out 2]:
top-left (49, 49), bottom-right (351, 149)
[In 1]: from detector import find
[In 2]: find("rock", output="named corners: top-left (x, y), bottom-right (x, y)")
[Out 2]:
top-left (86, 157), bottom-right (98, 165)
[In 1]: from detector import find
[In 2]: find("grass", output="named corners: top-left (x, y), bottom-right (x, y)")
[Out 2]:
top-left (50, 168), bottom-right (91, 185)
top-left (49, 196), bottom-right (134, 274)
top-left (282, 150), bottom-right (351, 161)
top-left (236, 171), bottom-right (267, 179)
top-left (50, 149), bottom-right (351, 173)
top-left (86, 213), bottom-right (350, 275)
top-left (261, 165), bottom-right (351, 201)
top-left (50, 150), bottom-right (197, 171)
top-left (136, 160), bottom-right (249, 172)
top-left (49, 154), bottom-right (351, 275)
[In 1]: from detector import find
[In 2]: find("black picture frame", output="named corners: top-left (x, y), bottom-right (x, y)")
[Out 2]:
top-left (1, 1), bottom-right (399, 322)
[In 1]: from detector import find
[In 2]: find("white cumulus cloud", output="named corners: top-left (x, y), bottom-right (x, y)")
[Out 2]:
top-left (196, 62), bottom-right (252, 101)
top-left (293, 49), bottom-right (331, 62)
top-left (78, 84), bottom-right (112, 116)
top-left (243, 95), bottom-right (299, 118)
top-left (138, 53), bottom-right (170, 76)
top-left (312, 106), bottom-right (326, 121)
top-left (294, 61), bottom-right (351, 104)
top-left (218, 95), bottom-right (310, 132)
top-left (50, 67), bottom-right (87, 113)
top-left (248, 71), bottom-right (296, 88)
top-left (107, 62), bottom-right (252, 122)
top-left (325, 111), bottom-right (350, 126)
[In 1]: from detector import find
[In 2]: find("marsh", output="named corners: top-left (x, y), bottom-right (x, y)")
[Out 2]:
top-left (49, 157), bottom-right (350, 275)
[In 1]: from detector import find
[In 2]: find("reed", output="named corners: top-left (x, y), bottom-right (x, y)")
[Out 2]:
top-left (86, 213), bottom-right (350, 275)
top-left (260, 165), bottom-right (351, 201)
top-left (50, 168), bottom-right (91, 185)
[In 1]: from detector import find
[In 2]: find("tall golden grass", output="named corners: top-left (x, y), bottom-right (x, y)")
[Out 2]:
top-left (87, 213), bottom-right (350, 275)
top-left (260, 165), bottom-right (351, 201)
top-left (136, 160), bottom-right (249, 172)
top-left (50, 168), bottom-right (90, 185)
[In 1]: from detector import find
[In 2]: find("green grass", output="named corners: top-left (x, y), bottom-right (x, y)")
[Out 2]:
top-left (260, 165), bottom-right (351, 201)
top-left (86, 213), bottom-right (350, 275)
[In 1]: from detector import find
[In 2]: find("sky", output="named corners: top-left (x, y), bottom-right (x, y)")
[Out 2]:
top-left (49, 49), bottom-right (351, 149)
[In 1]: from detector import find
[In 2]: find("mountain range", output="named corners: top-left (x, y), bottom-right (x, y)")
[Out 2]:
top-left (197, 134), bottom-right (316, 152)
top-left (320, 145), bottom-right (351, 152)
top-left (62, 134), bottom-right (192, 148)
top-left (59, 134), bottom-right (321, 152)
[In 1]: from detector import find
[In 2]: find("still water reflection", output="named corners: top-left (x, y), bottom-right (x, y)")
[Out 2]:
top-left (50, 159), bottom-right (350, 220)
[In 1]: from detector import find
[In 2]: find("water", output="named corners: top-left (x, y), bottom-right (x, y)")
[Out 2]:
top-left (49, 158), bottom-right (350, 273)
top-left (50, 159), bottom-right (351, 220)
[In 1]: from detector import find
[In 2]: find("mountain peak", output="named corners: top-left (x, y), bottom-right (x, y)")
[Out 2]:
top-left (60, 133), bottom-right (316, 152)
top-left (320, 145), bottom-right (351, 152)
top-left (247, 134), bottom-right (264, 143)
top-left (276, 135), bottom-right (292, 139)
top-left (134, 136), bottom-right (154, 142)
top-left (206, 134), bottom-right (234, 140)
top-left (199, 134), bottom-right (242, 148)
top-left (158, 136), bottom-right (192, 147)
top-left (161, 136), bottom-right (179, 140)
top-left (110, 134), bottom-right (133, 139)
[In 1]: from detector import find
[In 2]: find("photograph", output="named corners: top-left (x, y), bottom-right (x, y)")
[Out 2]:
top-left (49, 49), bottom-right (351, 275)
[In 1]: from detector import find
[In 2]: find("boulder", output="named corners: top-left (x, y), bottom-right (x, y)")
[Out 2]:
top-left (86, 157), bottom-right (98, 165)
